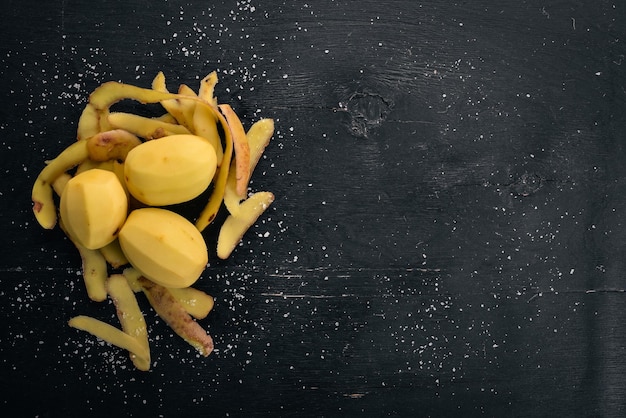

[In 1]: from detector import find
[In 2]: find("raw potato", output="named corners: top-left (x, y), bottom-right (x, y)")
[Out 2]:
top-left (119, 208), bottom-right (208, 288)
top-left (60, 169), bottom-right (128, 250)
top-left (124, 134), bottom-right (217, 206)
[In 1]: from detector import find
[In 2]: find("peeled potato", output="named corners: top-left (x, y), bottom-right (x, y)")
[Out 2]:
top-left (118, 208), bottom-right (208, 288)
top-left (60, 169), bottom-right (128, 250)
top-left (124, 134), bottom-right (217, 206)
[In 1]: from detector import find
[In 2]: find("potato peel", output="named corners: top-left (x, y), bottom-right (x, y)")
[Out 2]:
top-left (107, 112), bottom-right (191, 139)
top-left (217, 191), bottom-right (274, 259)
top-left (219, 104), bottom-right (251, 198)
top-left (194, 103), bottom-right (234, 232)
top-left (86, 129), bottom-right (142, 162)
top-left (106, 274), bottom-right (150, 370)
top-left (68, 315), bottom-right (150, 371)
top-left (138, 277), bottom-right (214, 357)
top-left (31, 140), bottom-right (88, 229)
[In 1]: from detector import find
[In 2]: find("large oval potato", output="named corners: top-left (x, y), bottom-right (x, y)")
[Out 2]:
top-left (118, 208), bottom-right (208, 288)
top-left (124, 134), bottom-right (217, 206)
top-left (60, 168), bottom-right (128, 250)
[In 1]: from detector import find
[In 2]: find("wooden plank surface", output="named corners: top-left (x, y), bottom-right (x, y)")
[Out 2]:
top-left (1, 0), bottom-right (626, 416)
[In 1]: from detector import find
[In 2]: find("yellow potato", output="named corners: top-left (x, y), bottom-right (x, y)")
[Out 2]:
top-left (60, 169), bottom-right (128, 250)
top-left (119, 208), bottom-right (208, 288)
top-left (124, 135), bottom-right (217, 206)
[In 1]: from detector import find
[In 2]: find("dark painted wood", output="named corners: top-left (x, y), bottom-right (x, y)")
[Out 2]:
top-left (2, 0), bottom-right (626, 416)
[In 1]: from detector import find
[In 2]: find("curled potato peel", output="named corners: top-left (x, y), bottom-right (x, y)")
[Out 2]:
top-left (76, 103), bottom-right (101, 141)
top-left (68, 315), bottom-right (150, 371)
top-left (151, 72), bottom-right (190, 128)
top-left (193, 102), bottom-right (223, 165)
top-left (107, 112), bottom-right (191, 139)
top-left (223, 118), bottom-right (275, 217)
top-left (106, 274), bottom-right (150, 370)
top-left (194, 102), bottom-right (235, 232)
top-left (199, 71), bottom-right (219, 107)
top-left (219, 104), bottom-right (250, 198)
top-left (32, 140), bottom-right (88, 229)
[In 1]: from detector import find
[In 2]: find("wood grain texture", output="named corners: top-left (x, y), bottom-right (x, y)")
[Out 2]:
top-left (1, 0), bottom-right (626, 416)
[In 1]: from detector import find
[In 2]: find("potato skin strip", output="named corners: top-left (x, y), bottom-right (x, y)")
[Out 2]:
top-left (194, 104), bottom-right (234, 232)
top-left (223, 118), bottom-right (275, 217)
top-left (68, 315), bottom-right (150, 371)
top-left (246, 118), bottom-right (274, 174)
top-left (193, 103), bottom-right (223, 164)
top-left (88, 81), bottom-right (186, 110)
top-left (176, 84), bottom-right (198, 130)
top-left (76, 103), bottom-right (101, 141)
top-left (107, 112), bottom-right (191, 139)
top-left (106, 274), bottom-right (150, 370)
top-left (124, 268), bottom-right (213, 319)
top-left (99, 239), bottom-right (128, 269)
top-left (167, 287), bottom-right (215, 320)
top-left (219, 104), bottom-right (251, 198)
top-left (151, 72), bottom-right (192, 129)
top-left (31, 140), bottom-right (88, 229)
top-left (138, 277), bottom-right (214, 357)
top-left (198, 71), bottom-right (218, 107)
top-left (75, 243), bottom-right (108, 302)
top-left (217, 191), bottom-right (274, 259)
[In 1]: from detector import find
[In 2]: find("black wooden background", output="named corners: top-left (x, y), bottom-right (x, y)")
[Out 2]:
top-left (2, 0), bottom-right (626, 416)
